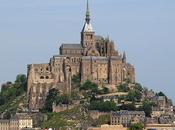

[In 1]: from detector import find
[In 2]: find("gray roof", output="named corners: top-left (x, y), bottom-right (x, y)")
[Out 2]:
top-left (111, 110), bottom-right (145, 116)
top-left (0, 120), bottom-right (10, 123)
top-left (12, 113), bottom-right (32, 120)
top-left (92, 56), bottom-right (108, 60)
top-left (60, 43), bottom-right (83, 49)
top-left (110, 56), bottom-right (122, 60)
top-left (82, 56), bottom-right (108, 60)
top-left (95, 35), bottom-right (103, 40)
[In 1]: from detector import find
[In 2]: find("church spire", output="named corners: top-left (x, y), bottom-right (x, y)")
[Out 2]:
top-left (86, 0), bottom-right (90, 24)
top-left (81, 0), bottom-right (93, 32)
top-left (122, 51), bottom-right (126, 63)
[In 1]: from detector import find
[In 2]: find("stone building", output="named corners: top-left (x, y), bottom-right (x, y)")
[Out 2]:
top-left (0, 113), bottom-right (32, 130)
top-left (88, 124), bottom-right (127, 130)
top-left (110, 111), bottom-right (145, 127)
top-left (0, 120), bottom-right (9, 130)
top-left (145, 124), bottom-right (175, 130)
top-left (27, 0), bottom-right (135, 111)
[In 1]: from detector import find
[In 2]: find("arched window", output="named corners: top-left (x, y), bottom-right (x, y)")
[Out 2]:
top-left (40, 76), bottom-right (44, 79)
top-left (46, 67), bottom-right (49, 71)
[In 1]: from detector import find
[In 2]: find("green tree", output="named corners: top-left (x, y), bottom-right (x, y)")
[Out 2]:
top-left (0, 95), bottom-right (5, 106)
top-left (133, 83), bottom-right (143, 92)
top-left (102, 87), bottom-right (109, 94)
top-left (80, 80), bottom-right (98, 98)
top-left (92, 115), bottom-right (110, 127)
top-left (129, 123), bottom-right (144, 130)
top-left (56, 94), bottom-right (72, 105)
top-left (127, 89), bottom-right (142, 102)
top-left (71, 74), bottom-right (81, 89)
top-left (89, 100), bottom-right (116, 112)
top-left (80, 80), bottom-right (98, 91)
top-left (140, 101), bottom-right (153, 117)
top-left (43, 88), bottom-right (60, 112)
top-left (120, 104), bottom-right (136, 111)
top-left (117, 84), bottom-right (129, 92)
top-left (14, 74), bottom-right (27, 96)
top-left (98, 87), bottom-right (110, 94)
top-left (1, 82), bottom-right (13, 92)
top-left (0, 74), bottom-right (27, 114)
top-left (72, 74), bottom-right (80, 83)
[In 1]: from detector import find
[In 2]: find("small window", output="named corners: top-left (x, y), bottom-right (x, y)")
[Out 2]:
top-left (46, 76), bottom-right (49, 79)
top-left (40, 76), bottom-right (44, 79)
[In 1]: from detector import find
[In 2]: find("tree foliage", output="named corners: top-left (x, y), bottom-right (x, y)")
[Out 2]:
top-left (80, 80), bottom-right (98, 99)
top-left (117, 84), bottom-right (129, 92)
top-left (80, 80), bottom-right (98, 92)
top-left (71, 74), bottom-right (81, 89)
top-left (97, 87), bottom-right (110, 95)
top-left (92, 115), bottom-right (110, 127)
top-left (0, 74), bottom-right (27, 107)
top-left (133, 83), bottom-right (143, 92)
top-left (43, 89), bottom-right (73, 112)
top-left (42, 88), bottom-right (60, 112)
top-left (89, 100), bottom-right (116, 112)
top-left (129, 123), bottom-right (144, 130)
top-left (139, 101), bottom-right (153, 117)
top-left (14, 74), bottom-right (27, 95)
top-left (127, 89), bottom-right (142, 102)
top-left (120, 103), bottom-right (136, 111)
top-left (56, 94), bottom-right (72, 105)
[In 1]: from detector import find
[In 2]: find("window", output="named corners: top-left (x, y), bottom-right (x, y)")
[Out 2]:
top-left (40, 76), bottom-right (44, 79)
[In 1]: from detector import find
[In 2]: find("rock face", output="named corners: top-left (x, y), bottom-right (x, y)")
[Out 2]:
top-left (27, 1), bottom-right (135, 111)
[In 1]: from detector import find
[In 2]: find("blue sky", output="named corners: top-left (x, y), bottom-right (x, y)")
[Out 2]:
top-left (0, 0), bottom-right (175, 101)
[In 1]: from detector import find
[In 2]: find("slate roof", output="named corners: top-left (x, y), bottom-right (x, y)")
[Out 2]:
top-left (95, 35), bottom-right (103, 40)
top-left (0, 120), bottom-right (9, 123)
top-left (111, 110), bottom-right (145, 116)
top-left (60, 44), bottom-right (83, 49)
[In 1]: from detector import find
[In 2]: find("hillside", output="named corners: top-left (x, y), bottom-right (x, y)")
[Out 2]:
top-left (41, 105), bottom-right (110, 129)
top-left (0, 74), bottom-right (28, 118)
top-left (0, 73), bottom-right (173, 129)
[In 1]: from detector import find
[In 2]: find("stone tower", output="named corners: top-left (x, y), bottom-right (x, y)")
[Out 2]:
top-left (81, 0), bottom-right (99, 56)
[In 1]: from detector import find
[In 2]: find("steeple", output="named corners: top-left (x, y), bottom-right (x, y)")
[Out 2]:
top-left (81, 0), bottom-right (95, 49)
top-left (122, 51), bottom-right (126, 63)
top-left (86, 0), bottom-right (90, 24)
top-left (82, 0), bottom-right (93, 32)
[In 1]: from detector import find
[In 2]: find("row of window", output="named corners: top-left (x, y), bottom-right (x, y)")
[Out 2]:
top-left (40, 76), bottom-right (50, 79)
top-left (62, 50), bottom-right (82, 54)
top-left (35, 67), bottom-right (50, 73)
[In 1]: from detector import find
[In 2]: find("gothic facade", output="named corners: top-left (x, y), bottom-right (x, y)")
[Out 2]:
top-left (27, 1), bottom-right (135, 111)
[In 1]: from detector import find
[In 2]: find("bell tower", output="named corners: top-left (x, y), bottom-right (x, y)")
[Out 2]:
top-left (81, 0), bottom-right (96, 49)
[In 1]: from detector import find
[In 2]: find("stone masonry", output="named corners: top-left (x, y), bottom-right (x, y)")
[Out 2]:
top-left (27, 0), bottom-right (135, 111)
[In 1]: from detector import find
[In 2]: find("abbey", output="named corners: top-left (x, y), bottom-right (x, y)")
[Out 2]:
top-left (27, 1), bottom-right (135, 111)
